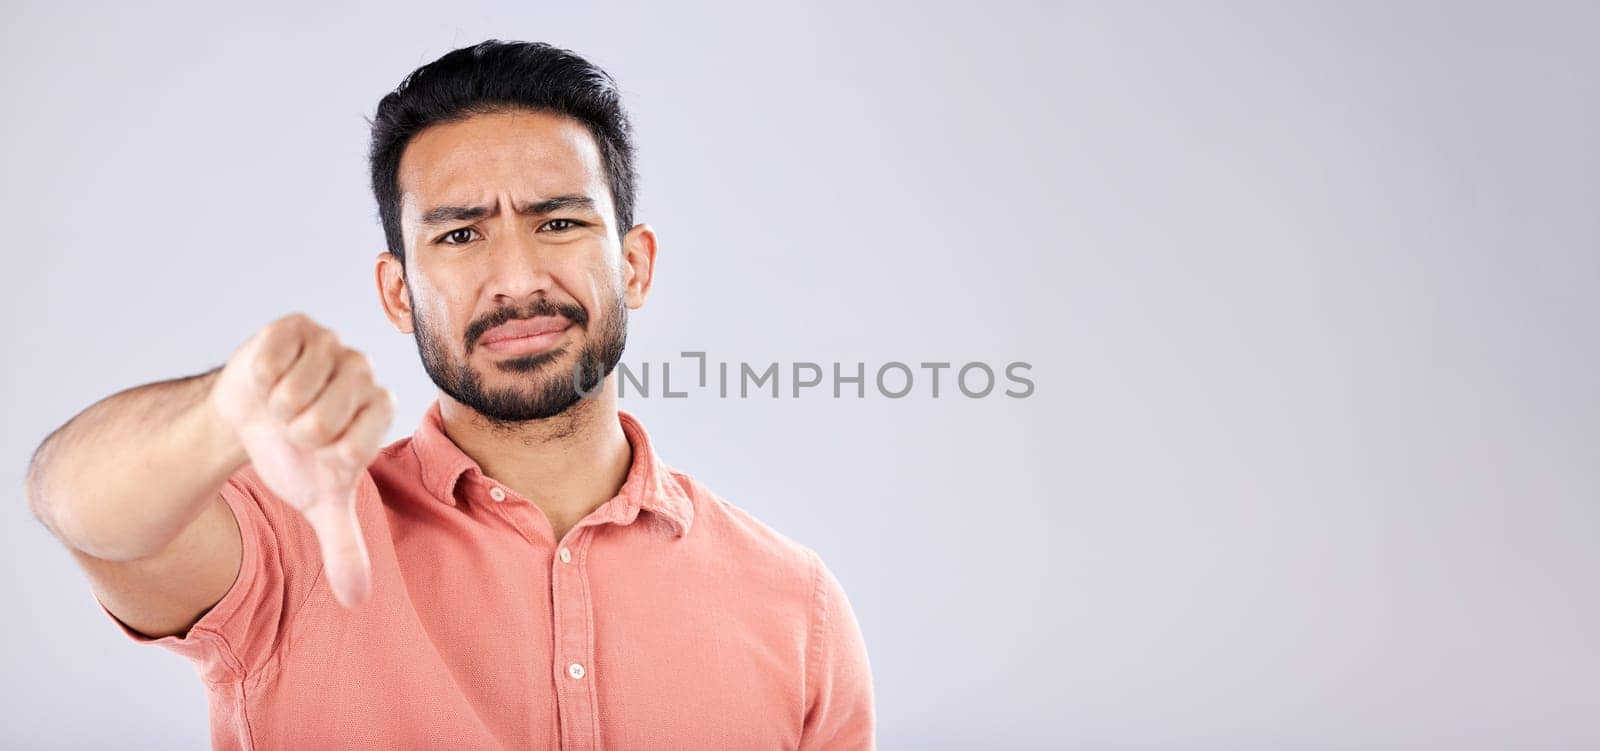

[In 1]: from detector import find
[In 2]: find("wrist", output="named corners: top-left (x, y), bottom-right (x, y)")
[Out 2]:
top-left (199, 368), bottom-right (249, 472)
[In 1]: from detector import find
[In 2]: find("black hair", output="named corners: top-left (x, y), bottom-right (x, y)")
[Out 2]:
top-left (367, 40), bottom-right (637, 268)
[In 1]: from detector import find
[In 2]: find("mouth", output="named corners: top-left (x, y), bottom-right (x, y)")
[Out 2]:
top-left (480, 316), bottom-right (573, 356)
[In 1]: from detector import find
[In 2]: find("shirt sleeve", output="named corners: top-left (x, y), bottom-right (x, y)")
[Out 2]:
top-left (93, 464), bottom-right (328, 685)
top-left (799, 549), bottom-right (877, 750)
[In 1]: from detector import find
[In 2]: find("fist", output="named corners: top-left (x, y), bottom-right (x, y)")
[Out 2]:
top-left (211, 312), bottom-right (395, 608)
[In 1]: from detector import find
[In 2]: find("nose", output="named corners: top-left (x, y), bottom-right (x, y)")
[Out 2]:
top-left (483, 208), bottom-right (556, 305)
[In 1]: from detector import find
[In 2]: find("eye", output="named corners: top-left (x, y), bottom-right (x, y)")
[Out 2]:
top-left (540, 218), bottom-right (585, 232)
top-left (438, 227), bottom-right (481, 246)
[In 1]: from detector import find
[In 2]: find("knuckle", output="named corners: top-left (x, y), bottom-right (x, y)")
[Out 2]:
top-left (365, 386), bottom-right (392, 414)
top-left (268, 390), bottom-right (299, 418)
top-left (342, 349), bottom-right (372, 377)
top-left (312, 327), bottom-right (340, 352)
top-left (252, 358), bottom-right (278, 385)
top-left (309, 410), bottom-right (341, 440)
top-left (293, 413), bottom-right (338, 444)
top-left (271, 381), bottom-right (312, 412)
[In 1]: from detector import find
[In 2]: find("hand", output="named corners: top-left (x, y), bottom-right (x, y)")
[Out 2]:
top-left (210, 312), bottom-right (395, 608)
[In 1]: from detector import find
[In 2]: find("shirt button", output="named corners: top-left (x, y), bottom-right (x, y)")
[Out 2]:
top-left (567, 662), bottom-right (586, 680)
top-left (488, 487), bottom-right (506, 502)
top-left (558, 548), bottom-right (572, 564)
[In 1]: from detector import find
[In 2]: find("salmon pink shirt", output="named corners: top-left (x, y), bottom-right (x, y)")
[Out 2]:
top-left (93, 400), bottom-right (875, 749)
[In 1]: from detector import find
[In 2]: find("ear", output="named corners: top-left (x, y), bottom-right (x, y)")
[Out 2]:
top-left (375, 251), bottom-right (414, 334)
top-left (619, 223), bottom-right (658, 310)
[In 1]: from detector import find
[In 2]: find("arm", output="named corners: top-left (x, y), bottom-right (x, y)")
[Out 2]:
top-left (27, 368), bottom-right (250, 638)
top-left (27, 312), bottom-right (395, 642)
top-left (799, 551), bottom-right (877, 750)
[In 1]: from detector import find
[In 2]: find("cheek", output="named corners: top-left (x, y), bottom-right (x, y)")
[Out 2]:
top-left (552, 265), bottom-right (613, 308)
top-left (411, 277), bottom-right (469, 327)
top-left (415, 300), bottom-right (468, 345)
top-left (589, 275), bottom-right (628, 316)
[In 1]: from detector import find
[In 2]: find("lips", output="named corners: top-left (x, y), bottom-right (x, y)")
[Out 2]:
top-left (481, 316), bottom-right (571, 345)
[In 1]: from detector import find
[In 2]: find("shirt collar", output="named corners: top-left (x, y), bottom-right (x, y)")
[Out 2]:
top-left (409, 398), bottom-right (694, 537)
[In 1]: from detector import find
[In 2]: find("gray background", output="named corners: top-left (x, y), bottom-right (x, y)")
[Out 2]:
top-left (4, 1), bottom-right (1597, 748)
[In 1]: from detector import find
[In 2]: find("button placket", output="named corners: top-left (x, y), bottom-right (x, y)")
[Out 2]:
top-left (550, 531), bottom-right (598, 750)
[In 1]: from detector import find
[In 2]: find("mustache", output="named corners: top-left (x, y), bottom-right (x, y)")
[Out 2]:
top-left (466, 299), bottom-right (588, 348)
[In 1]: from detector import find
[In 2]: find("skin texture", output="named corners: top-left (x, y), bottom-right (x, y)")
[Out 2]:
top-left (375, 109), bottom-right (659, 542)
top-left (210, 313), bottom-right (396, 607)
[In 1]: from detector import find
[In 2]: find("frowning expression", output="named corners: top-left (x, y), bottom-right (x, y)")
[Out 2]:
top-left (376, 109), bottom-right (655, 422)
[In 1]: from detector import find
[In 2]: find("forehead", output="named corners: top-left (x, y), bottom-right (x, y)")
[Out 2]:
top-left (396, 109), bottom-right (610, 222)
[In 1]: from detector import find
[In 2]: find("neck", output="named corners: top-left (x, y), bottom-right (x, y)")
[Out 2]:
top-left (437, 379), bottom-right (631, 542)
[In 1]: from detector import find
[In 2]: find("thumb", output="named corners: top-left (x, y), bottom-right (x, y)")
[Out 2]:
top-left (302, 492), bottom-right (373, 608)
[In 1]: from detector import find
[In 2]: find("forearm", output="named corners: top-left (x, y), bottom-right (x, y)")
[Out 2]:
top-left (26, 366), bottom-right (248, 561)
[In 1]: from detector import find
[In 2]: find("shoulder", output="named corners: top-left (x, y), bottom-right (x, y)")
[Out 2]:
top-left (665, 467), bottom-right (869, 699)
top-left (667, 467), bottom-right (825, 582)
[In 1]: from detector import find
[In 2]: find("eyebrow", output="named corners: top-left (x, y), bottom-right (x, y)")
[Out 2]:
top-left (419, 195), bottom-right (599, 226)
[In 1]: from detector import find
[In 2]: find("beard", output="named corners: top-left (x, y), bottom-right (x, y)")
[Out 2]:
top-left (410, 280), bottom-right (628, 424)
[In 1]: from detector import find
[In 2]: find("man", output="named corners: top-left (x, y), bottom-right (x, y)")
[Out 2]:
top-left (26, 40), bottom-right (874, 749)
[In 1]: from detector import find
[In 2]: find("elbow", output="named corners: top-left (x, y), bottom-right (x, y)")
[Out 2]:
top-left (25, 472), bottom-right (147, 563)
top-left (23, 451), bottom-right (65, 541)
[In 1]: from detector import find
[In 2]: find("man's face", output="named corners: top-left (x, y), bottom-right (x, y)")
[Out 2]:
top-left (378, 109), bottom-right (652, 423)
